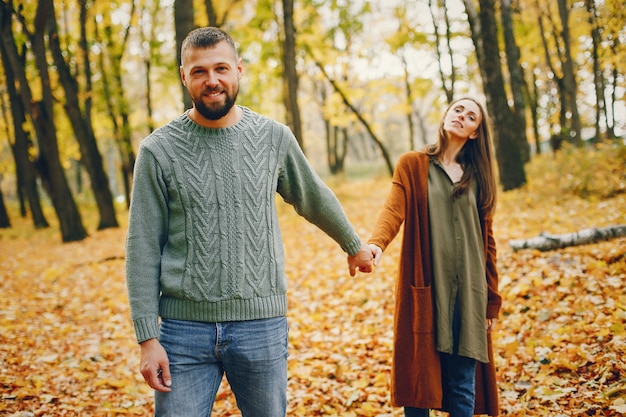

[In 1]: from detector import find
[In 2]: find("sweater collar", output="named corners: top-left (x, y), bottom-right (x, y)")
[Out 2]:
top-left (181, 106), bottom-right (253, 137)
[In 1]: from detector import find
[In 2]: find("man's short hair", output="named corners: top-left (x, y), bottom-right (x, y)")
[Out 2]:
top-left (181, 27), bottom-right (238, 63)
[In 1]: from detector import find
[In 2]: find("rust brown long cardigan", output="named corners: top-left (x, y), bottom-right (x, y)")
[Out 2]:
top-left (368, 151), bottom-right (502, 415)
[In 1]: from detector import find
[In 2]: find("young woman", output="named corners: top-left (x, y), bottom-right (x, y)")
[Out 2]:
top-left (368, 98), bottom-right (502, 416)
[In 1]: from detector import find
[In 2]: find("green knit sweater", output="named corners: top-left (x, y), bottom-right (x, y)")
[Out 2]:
top-left (126, 107), bottom-right (362, 343)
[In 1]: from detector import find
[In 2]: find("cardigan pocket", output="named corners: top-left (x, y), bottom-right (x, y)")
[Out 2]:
top-left (410, 285), bottom-right (435, 334)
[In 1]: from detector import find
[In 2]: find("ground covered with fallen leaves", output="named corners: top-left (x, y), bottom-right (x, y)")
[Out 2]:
top-left (1, 144), bottom-right (625, 416)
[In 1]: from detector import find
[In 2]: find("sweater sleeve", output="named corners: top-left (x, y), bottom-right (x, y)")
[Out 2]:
top-left (277, 135), bottom-right (362, 256)
top-left (125, 145), bottom-right (169, 343)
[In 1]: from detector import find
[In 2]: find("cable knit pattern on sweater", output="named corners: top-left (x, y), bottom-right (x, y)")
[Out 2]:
top-left (126, 107), bottom-right (361, 343)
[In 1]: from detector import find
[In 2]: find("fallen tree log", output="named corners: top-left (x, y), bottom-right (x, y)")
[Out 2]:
top-left (509, 224), bottom-right (626, 252)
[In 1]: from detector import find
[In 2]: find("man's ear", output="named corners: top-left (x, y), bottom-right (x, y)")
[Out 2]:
top-left (237, 57), bottom-right (243, 79)
top-left (180, 66), bottom-right (187, 87)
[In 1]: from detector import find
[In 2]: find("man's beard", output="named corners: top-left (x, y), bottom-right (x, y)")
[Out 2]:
top-left (193, 88), bottom-right (238, 121)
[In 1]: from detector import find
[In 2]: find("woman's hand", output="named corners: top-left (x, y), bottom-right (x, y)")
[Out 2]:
top-left (369, 244), bottom-right (383, 266)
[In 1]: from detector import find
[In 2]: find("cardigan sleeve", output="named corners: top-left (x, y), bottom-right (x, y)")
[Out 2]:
top-left (368, 154), bottom-right (417, 250)
top-left (483, 217), bottom-right (502, 319)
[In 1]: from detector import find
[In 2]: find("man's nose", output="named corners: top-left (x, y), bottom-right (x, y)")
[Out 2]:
top-left (204, 72), bottom-right (219, 86)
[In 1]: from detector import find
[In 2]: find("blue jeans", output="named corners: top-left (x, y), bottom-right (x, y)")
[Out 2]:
top-left (405, 301), bottom-right (477, 417)
top-left (155, 316), bottom-right (289, 417)
top-left (404, 352), bottom-right (477, 417)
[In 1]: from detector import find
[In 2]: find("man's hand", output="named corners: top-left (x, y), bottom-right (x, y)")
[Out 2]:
top-left (348, 243), bottom-right (374, 276)
top-left (140, 338), bottom-right (172, 392)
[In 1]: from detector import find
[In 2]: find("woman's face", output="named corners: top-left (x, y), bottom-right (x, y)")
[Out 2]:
top-left (442, 99), bottom-right (483, 141)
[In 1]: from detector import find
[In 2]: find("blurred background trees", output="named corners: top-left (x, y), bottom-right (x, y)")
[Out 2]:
top-left (0, 0), bottom-right (624, 241)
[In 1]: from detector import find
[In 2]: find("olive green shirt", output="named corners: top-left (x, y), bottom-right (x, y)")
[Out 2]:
top-left (428, 160), bottom-right (488, 363)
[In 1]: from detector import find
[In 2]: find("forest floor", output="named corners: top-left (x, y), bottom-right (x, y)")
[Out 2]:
top-left (1, 145), bottom-right (625, 416)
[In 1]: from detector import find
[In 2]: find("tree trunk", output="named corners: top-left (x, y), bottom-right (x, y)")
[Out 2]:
top-left (308, 52), bottom-right (394, 176)
top-left (175, 0), bottom-right (195, 111)
top-left (585, 0), bottom-right (605, 144)
top-left (204, 0), bottom-right (236, 27)
top-left (47, 0), bottom-right (118, 230)
top-left (17, 0), bottom-right (87, 241)
top-left (327, 125), bottom-right (347, 175)
top-left (401, 55), bottom-right (416, 150)
top-left (501, 0), bottom-right (530, 162)
top-left (0, 182), bottom-right (10, 228)
top-left (463, 0), bottom-right (526, 190)
top-left (428, 0), bottom-right (454, 104)
top-left (509, 225), bottom-right (626, 252)
top-left (34, 1), bottom-right (87, 241)
top-left (281, 0), bottom-right (304, 150)
top-left (97, 10), bottom-right (137, 207)
top-left (557, 0), bottom-right (582, 146)
top-left (318, 82), bottom-right (346, 175)
top-left (141, 0), bottom-right (160, 134)
top-left (536, 15), bottom-right (564, 152)
top-left (524, 69), bottom-right (542, 155)
top-left (0, 18), bottom-right (49, 228)
top-left (607, 67), bottom-right (617, 139)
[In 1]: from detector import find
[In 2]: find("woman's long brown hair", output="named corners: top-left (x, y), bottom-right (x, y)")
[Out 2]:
top-left (424, 97), bottom-right (497, 218)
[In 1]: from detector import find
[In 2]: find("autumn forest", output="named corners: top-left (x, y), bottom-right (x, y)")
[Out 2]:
top-left (0, 0), bottom-right (625, 415)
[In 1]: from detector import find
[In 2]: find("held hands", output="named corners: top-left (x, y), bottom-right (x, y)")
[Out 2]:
top-left (140, 338), bottom-right (172, 392)
top-left (369, 244), bottom-right (383, 266)
top-left (348, 243), bottom-right (374, 276)
top-left (348, 243), bottom-right (385, 276)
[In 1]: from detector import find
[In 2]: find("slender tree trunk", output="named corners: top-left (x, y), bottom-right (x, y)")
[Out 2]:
top-left (401, 55), bottom-right (416, 150)
top-left (97, 9), bottom-right (137, 207)
top-left (536, 14), bottom-right (564, 151)
top-left (204, 0), bottom-right (238, 27)
top-left (501, 0), bottom-right (530, 162)
top-left (339, 127), bottom-right (349, 170)
top-left (0, 18), bottom-right (49, 228)
top-left (557, 0), bottom-right (582, 145)
top-left (205, 0), bottom-right (218, 26)
top-left (47, 0), bottom-right (119, 230)
top-left (19, 0), bottom-right (87, 241)
top-left (607, 67), bottom-right (617, 139)
top-left (415, 106), bottom-right (429, 149)
top-left (175, 0), bottom-right (195, 111)
top-left (523, 68), bottom-right (542, 155)
top-left (0, 183), bottom-right (9, 228)
top-left (33, 1), bottom-right (86, 241)
top-left (141, 0), bottom-right (160, 134)
top-left (586, 0), bottom-right (605, 144)
top-left (428, 0), bottom-right (454, 103)
top-left (441, 0), bottom-right (456, 102)
top-left (463, 0), bottom-right (526, 190)
top-left (327, 126), bottom-right (342, 175)
top-left (311, 54), bottom-right (394, 176)
top-left (281, 0), bottom-right (304, 149)
top-left (318, 81), bottom-right (339, 174)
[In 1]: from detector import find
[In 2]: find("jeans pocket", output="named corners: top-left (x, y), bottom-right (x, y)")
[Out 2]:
top-left (410, 285), bottom-right (435, 334)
